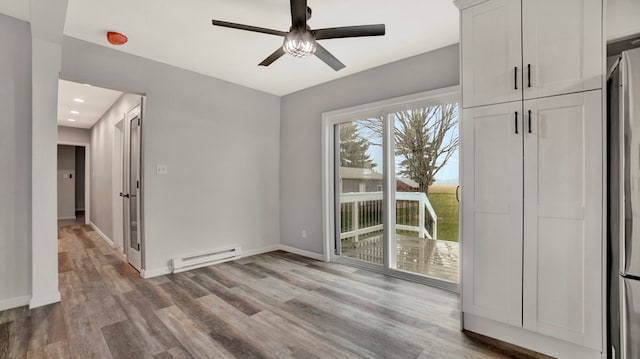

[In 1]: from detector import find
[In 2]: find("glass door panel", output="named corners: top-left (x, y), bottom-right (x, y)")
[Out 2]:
top-left (392, 104), bottom-right (460, 282)
top-left (124, 103), bottom-right (142, 271)
top-left (129, 116), bottom-right (140, 253)
top-left (336, 119), bottom-right (384, 265)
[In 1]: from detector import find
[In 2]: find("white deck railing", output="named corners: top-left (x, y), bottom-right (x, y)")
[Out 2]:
top-left (339, 191), bottom-right (437, 242)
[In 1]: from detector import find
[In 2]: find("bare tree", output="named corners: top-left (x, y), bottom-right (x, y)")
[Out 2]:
top-left (360, 104), bottom-right (459, 194)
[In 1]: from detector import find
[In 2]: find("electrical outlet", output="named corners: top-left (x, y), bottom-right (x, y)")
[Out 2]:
top-left (301, 230), bottom-right (307, 239)
top-left (156, 164), bottom-right (168, 175)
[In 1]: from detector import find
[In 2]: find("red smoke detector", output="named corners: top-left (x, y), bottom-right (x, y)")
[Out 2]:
top-left (107, 31), bottom-right (128, 45)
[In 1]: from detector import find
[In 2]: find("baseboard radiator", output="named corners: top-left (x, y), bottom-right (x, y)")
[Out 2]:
top-left (171, 246), bottom-right (242, 273)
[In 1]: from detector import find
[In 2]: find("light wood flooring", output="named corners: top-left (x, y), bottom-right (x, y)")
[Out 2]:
top-left (0, 224), bottom-right (547, 358)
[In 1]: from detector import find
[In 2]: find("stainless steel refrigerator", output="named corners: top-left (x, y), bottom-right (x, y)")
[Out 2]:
top-left (608, 47), bottom-right (640, 359)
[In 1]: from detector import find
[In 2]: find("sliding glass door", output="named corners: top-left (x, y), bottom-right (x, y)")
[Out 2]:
top-left (327, 88), bottom-right (460, 290)
top-left (336, 119), bottom-right (385, 266)
top-left (391, 105), bottom-right (459, 282)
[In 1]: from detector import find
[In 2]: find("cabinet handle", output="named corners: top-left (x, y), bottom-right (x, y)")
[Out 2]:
top-left (514, 111), bottom-right (519, 134)
top-left (527, 64), bottom-right (531, 88)
top-left (514, 66), bottom-right (518, 90)
top-left (528, 110), bottom-right (532, 133)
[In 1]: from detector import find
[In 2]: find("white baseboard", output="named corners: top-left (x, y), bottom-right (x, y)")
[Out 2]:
top-left (463, 313), bottom-right (601, 359)
top-left (89, 222), bottom-right (114, 247)
top-left (57, 216), bottom-right (76, 220)
top-left (141, 266), bottom-right (172, 279)
top-left (277, 245), bottom-right (325, 261)
top-left (240, 244), bottom-right (324, 261)
top-left (241, 245), bottom-right (281, 258)
top-left (0, 295), bottom-right (31, 311)
top-left (29, 291), bottom-right (61, 309)
top-left (139, 244), bottom-right (324, 280)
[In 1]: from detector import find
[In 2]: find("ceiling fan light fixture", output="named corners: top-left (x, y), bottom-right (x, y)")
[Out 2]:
top-left (282, 31), bottom-right (316, 58)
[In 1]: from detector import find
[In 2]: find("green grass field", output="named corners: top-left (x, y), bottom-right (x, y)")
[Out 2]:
top-left (427, 185), bottom-right (459, 242)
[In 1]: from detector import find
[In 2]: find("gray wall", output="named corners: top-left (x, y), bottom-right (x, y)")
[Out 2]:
top-left (61, 37), bottom-right (281, 273)
top-left (280, 44), bottom-right (460, 254)
top-left (58, 126), bottom-right (90, 144)
top-left (90, 93), bottom-right (140, 240)
top-left (57, 145), bottom-right (75, 219)
top-left (0, 14), bottom-right (31, 306)
top-left (75, 147), bottom-right (85, 210)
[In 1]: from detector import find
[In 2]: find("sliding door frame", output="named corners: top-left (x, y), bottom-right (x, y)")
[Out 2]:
top-left (321, 86), bottom-right (461, 292)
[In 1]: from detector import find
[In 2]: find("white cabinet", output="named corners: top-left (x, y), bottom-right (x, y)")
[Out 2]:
top-left (460, 0), bottom-right (602, 108)
top-left (461, 0), bottom-right (522, 108)
top-left (522, 90), bottom-right (602, 349)
top-left (607, 0), bottom-right (640, 41)
top-left (522, 0), bottom-right (602, 100)
top-left (461, 91), bottom-right (604, 354)
top-left (457, 1), bottom-right (604, 355)
top-left (461, 101), bottom-right (523, 327)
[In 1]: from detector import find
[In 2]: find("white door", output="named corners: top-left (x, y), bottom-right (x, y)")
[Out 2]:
top-left (461, 0), bottom-right (522, 108)
top-left (461, 101), bottom-right (523, 326)
top-left (112, 119), bottom-right (124, 251)
top-left (522, 0), bottom-right (602, 100)
top-left (124, 103), bottom-right (143, 271)
top-left (522, 90), bottom-right (602, 349)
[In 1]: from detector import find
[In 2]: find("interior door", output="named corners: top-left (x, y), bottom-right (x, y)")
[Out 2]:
top-left (522, 90), bottom-right (602, 349)
top-left (522, 0), bottom-right (602, 100)
top-left (460, 0), bottom-right (522, 108)
top-left (124, 103), bottom-right (143, 270)
top-left (461, 101), bottom-right (523, 326)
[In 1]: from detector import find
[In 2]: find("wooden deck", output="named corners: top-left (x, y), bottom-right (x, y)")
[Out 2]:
top-left (341, 235), bottom-right (459, 282)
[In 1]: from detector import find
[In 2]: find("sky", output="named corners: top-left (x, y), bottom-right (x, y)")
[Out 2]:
top-left (366, 145), bottom-right (459, 185)
top-left (355, 106), bottom-right (459, 186)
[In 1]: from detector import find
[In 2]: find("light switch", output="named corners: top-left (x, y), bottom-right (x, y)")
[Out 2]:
top-left (156, 164), bottom-right (168, 175)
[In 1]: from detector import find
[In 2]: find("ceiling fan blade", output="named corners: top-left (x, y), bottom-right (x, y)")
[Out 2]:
top-left (290, 0), bottom-right (308, 29)
top-left (314, 43), bottom-right (345, 71)
top-left (313, 24), bottom-right (386, 40)
top-left (259, 47), bottom-right (286, 67)
top-left (212, 20), bottom-right (287, 37)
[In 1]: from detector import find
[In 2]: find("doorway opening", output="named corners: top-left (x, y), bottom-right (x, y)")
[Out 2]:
top-left (56, 144), bottom-right (88, 226)
top-left (57, 79), bottom-right (146, 273)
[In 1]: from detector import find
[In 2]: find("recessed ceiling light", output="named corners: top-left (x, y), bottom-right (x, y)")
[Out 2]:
top-left (67, 118), bottom-right (76, 122)
top-left (73, 98), bottom-right (85, 103)
top-left (70, 110), bottom-right (79, 115)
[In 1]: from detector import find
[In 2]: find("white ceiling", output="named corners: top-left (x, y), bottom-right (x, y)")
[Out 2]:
top-left (0, 0), bottom-right (459, 96)
top-left (0, 0), bottom-right (28, 21)
top-left (57, 80), bottom-right (123, 129)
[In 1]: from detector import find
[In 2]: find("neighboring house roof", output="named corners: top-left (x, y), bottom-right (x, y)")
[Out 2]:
top-left (339, 167), bottom-right (418, 188)
top-left (397, 177), bottom-right (419, 188)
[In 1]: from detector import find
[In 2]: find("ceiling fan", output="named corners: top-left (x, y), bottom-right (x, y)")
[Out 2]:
top-left (211, 0), bottom-right (385, 71)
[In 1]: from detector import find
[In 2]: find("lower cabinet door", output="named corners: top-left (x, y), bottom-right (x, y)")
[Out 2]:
top-left (461, 101), bottom-right (523, 327)
top-left (522, 90), bottom-right (602, 350)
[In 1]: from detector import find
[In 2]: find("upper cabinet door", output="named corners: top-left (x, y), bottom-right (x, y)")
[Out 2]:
top-left (607, 0), bottom-right (640, 41)
top-left (522, 90), bottom-right (602, 349)
top-left (461, 0), bottom-right (522, 108)
top-left (522, 0), bottom-right (602, 100)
